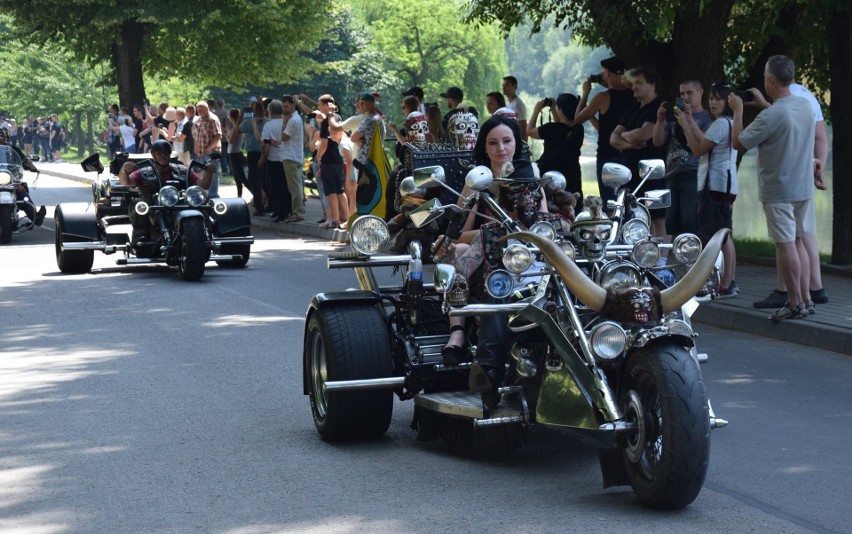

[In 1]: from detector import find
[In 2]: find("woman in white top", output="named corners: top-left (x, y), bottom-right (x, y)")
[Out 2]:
top-left (680, 81), bottom-right (738, 297)
top-left (113, 117), bottom-right (137, 153)
top-left (333, 125), bottom-right (357, 219)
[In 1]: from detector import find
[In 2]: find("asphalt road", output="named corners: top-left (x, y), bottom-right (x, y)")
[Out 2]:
top-left (1, 175), bottom-right (850, 533)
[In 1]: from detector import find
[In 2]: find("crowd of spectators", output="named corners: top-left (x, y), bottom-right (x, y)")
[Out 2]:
top-left (0, 113), bottom-right (66, 163)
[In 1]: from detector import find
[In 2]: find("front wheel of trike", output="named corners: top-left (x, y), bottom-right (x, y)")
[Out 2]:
top-left (306, 303), bottom-right (393, 440)
top-left (619, 341), bottom-right (710, 509)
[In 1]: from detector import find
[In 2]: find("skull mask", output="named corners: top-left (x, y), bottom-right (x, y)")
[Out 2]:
top-left (447, 111), bottom-right (479, 150)
top-left (601, 287), bottom-right (662, 325)
top-left (404, 112), bottom-right (428, 145)
top-left (571, 195), bottom-right (611, 261)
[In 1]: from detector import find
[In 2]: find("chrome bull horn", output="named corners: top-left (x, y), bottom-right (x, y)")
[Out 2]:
top-left (659, 228), bottom-right (730, 313)
top-left (501, 231), bottom-right (607, 311)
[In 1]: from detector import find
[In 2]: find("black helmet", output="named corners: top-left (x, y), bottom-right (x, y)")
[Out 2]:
top-left (151, 139), bottom-right (172, 156)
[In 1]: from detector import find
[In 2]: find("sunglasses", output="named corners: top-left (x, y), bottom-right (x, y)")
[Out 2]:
top-left (711, 80), bottom-right (731, 91)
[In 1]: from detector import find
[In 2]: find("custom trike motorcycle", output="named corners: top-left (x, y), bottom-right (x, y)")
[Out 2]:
top-left (0, 144), bottom-right (39, 244)
top-left (54, 152), bottom-right (253, 280)
top-left (303, 160), bottom-right (727, 509)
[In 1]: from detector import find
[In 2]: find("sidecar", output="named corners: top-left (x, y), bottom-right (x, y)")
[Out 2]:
top-left (54, 153), bottom-right (254, 280)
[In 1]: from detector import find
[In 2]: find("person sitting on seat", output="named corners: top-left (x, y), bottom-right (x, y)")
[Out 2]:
top-left (0, 126), bottom-right (46, 226)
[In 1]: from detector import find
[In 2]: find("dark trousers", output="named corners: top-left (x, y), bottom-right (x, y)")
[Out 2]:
top-left (246, 151), bottom-right (264, 211)
top-left (266, 160), bottom-right (291, 218)
top-left (473, 295), bottom-right (510, 370)
top-left (229, 152), bottom-right (251, 197)
top-left (220, 140), bottom-right (230, 174)
top-left (665, 170), bottom-right (699, 235)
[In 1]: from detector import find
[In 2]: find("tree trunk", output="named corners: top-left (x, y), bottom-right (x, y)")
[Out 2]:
top-left (74, 110), bottom-right (83, 157)
top-left (86, 110), bottom-right (95, 155)
top-left (826, 9), bottom-right (852, 265)
top-left (111, 19), bottom-right (147, 109)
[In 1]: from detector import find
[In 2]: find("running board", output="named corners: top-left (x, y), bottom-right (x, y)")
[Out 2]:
top-left (115, 254), bottom-right (242, 265)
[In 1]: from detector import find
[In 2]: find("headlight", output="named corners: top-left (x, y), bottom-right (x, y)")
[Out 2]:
top-left (558, 240), bottom-right (575, 260)
top-left (158, 185), bottom-right (179, 207)
top-left (213, 201), bottom-right (228, 215)
top-left (0, 171), bottom-right (12, 185)
top-left (134, 201), bottom-right (149, 216)
top-left (589, 321), bottom-right (627, 360)
top-left (673, 233), bottom-right (702, 263)
top-left (502, 244), bottom-right (532, 274)
top-left (185, 185), bottom-right (207, 207)
top-left (631, 240), bottom-right (660, 269)
top-left (349, 215), bottom-right (389, 255)
top-left (529, 221), bottom-right (557, 241)
top-left (629, 203), bottom-right (650, 226)
top-left (485, 269), bottom-right (514, 299)
top-left (598, 260), bottom-right (641, 290)
top-left (620, 218), bottom-right (649, 245)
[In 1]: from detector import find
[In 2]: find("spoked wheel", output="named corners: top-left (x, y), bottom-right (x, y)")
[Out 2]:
top-left (620, 341), bottom-right (710, 509)
top-left (0, 204), bottom-right (12, 244)
top-left (305, 303), bottom-right (393, 440)
top-left (178, 218), bottom-right (206, 281)
top-left (54, 211), bottom-right (94, 273)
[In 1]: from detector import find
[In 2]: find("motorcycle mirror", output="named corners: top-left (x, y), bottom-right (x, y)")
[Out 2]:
top-left (409, 198), bottom-right (444, 229)
top-left (640, 189), bottom-right (672, 210)
top-left (601, 162), bottom-right (631, 190)
top-left (398, 176), bottom-right (418, 197)
top-left (464, 165), bottom-right (494, 192)
top-left (433, 263), bottom-right (457, 292)
top-left (81, 153), bottom-right (104, 174)
top-left (541, 171), bottom-right (566, 191)
top-left (412, 166), bottom-right (445, 188)
top-left (638, 159), bottom-right (665, 182)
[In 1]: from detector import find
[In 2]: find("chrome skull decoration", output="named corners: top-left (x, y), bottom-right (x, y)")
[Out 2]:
top-left (447, 111), bottom-right (479, 150)
top-left (571, 195), bottom-right (612, 262)
top-left (404, 111), bottom-right (428, 145)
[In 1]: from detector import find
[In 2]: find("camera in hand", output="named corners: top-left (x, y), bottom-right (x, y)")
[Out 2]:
top-left (734, 90), bottom-right (754, 103)
top-left (589, 74), bottom-right (604, 85)
top-left (542, 97), bottom-right (553, 107)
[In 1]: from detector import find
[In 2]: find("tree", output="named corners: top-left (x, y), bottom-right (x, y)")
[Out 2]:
top-left (0, 0), bottom-right (330, 108)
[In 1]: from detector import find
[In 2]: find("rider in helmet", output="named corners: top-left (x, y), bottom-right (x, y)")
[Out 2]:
top-left (117, 139), bottom-right (215, 246)
top-left (0, 126), bottom-right (46, 226)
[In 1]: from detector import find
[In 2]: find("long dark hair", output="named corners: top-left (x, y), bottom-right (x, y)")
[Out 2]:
top-left (710, 81), bottom-right (734, 117)
top-left (473, 116), bottom-right (522, 167)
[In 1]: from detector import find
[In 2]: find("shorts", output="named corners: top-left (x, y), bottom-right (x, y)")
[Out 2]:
top-left (763, 199), bottom-right (815, 243)
top-left (320, 163), bottom-right (345, 194)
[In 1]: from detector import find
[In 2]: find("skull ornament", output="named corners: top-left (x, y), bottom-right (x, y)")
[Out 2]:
top-left (601, 287), bottom-right (662, 325)
top-left (404, 111), bottom-right (428, 145)
top-left (571, 195), bottom-right (612, 261)
top-left (447, 111), bottom-right (479, 150)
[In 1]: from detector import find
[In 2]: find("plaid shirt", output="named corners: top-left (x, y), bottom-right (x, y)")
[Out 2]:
top-left (192, 114), bottom-right (222, 156)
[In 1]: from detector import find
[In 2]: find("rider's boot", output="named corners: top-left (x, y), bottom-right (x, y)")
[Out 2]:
top-left (34, 205), bottom-right (47, 226)
top-left (469, 362), bottom-right (503, 410)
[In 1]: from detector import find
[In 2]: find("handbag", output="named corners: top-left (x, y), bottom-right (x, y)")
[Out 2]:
top-left (696, 118), bottom-right (732, 245)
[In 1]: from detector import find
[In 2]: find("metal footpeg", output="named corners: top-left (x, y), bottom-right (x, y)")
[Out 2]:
top-left (473, 415), bottom-right (525, 428)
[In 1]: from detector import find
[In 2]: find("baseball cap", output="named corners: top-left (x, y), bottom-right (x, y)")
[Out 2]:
top-left (402, 86), bottom-right (425, 99)
top-left (600, 56), bottom-right (626, 74)
top-left (359, 92), bottom-right (376, 103)
top-left (440, 86), bottom-right (464, 101)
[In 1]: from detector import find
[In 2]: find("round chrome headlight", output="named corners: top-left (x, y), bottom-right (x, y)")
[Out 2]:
top-left (629, 203), bottom-right (650, 226)
top-left (485, 269), bottom-right (514, 299)
top-left (213, 201), bottom-right (228, 215)
top-left (598, 260), bottom-right (641, 290)
top-left (620, 218), bottom-right (649, 245)
top-left (134, 201), bottom-right (150, 216)
top-left (631, 240), bottom-right (660, 269)
top-left (185, 185), bottom-right (207, 207)
top-left (0, 170), bottom-right (12, 185)
top-left (673, 233), bottom-right (702, 263)
top-left (589, 321), bottom-right (627, 361)
top-left (158, 185), bottom-right (180, 207)
top-left (558, 240), bottom-right (575, 260)
top-left (502, 244), bottom-right (532, 274)
top-left (349, 215), bottom-right (389, 255)
top-left (529, 221), bottom-right (557, 241)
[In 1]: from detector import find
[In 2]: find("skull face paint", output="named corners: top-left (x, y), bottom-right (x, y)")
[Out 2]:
top-left (404, 112), bottom-right (428, 145)
top-left (447, 111), bottom-right (479, 150)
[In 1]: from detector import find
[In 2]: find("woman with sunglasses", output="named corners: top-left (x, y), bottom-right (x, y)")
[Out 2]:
top-left (678, 81), bottom-right (738, 298)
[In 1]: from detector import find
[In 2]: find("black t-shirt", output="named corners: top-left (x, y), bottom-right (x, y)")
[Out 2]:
top-left (536, 121), bottom-right (584, 194)
top-left (597, 89), bottom-right (634, 160)
top-left (321, 137), bottom-right (343, 165)
top-left (181, 121), bottom-right (194, 154)
top-left (618, 96), bottom-right (667, 187)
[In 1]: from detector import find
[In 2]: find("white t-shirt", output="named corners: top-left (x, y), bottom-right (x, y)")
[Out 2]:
top-left (507, 97), bottom-right (528, 121)
top-left (280, 114), bottom-right (304, 163)
top-left (790, 84), bottom-right (823, 122)
top-left (261, 119), bottom-right (286, 161)
top-left (697, 117), bottom-right (738, 195)
top-left (338, 137), bottom-right (356, 180)
top-left (119, 124), bottom-right (135, 149)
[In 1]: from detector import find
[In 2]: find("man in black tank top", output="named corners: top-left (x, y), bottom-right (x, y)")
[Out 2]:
top-left (570, 56), bottom-right (633, 206)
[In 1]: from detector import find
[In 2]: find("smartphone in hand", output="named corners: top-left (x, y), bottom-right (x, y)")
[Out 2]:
top-left (734, 90), bottom-right (755, 103)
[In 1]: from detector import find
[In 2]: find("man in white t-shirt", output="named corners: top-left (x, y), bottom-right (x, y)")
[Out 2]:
top-left (278, 95), bottom-right (305, 221)
top-left (502, 75), bottom-right (528, 142)
top-left (259, 100), bottom-right (292, 222)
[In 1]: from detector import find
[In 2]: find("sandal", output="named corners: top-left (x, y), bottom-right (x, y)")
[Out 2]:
top-left (441, 324), bottom-right (468, 365)
top-left (319, 220), bottom-right (338, 229)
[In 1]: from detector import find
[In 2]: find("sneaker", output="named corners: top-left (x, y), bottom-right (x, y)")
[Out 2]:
top-left (804, 299), bottom-right (816, 315)
top-left (769, 302), bottom-right (808, 321)
top-left (715, 285), bottom-right (737, 299)
top-left (754, 289), bottom-right (788, 309)
top-left (286, 214), bottom-right (304, 222)
top-left (810, 288), bottom-right (828, 304)
top-left (730, 280), bottom-right (739, 294)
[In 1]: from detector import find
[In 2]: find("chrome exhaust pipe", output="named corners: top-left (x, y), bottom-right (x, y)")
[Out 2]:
top-left (323, 376), bottom-right (406, 392)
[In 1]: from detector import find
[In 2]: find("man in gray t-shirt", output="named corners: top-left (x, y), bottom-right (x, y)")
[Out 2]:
top-left (732, 55), bottom-right (816, 320)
